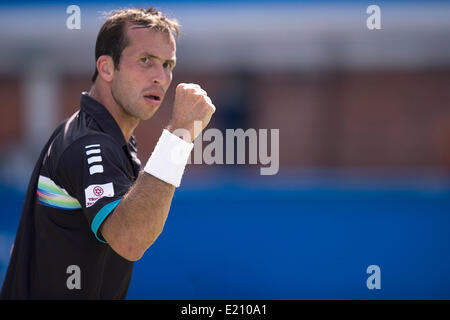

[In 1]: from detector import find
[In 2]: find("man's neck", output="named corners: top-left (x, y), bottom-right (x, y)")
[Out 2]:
top-left (88, 84), bottom-right (139, 143)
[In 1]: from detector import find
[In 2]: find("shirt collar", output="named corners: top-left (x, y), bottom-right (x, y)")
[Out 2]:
top-left (80, 92), bottom-right (130, 147)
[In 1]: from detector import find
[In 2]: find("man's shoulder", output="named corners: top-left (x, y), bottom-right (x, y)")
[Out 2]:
top-left (44, 112), bottom-right (123, 176)
top-left (54, 131), bottom-right (122, 168)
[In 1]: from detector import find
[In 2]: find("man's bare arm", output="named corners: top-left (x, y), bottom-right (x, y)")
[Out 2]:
top-left (99, 83), bottom-right (215, 261)
top-left (100, 172), bottom-right (175, 261)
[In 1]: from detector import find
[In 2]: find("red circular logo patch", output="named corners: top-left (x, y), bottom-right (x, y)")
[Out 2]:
top-left (93, 186), bottom-right (104, 197)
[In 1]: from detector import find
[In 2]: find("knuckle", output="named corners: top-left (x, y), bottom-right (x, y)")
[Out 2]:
top-left (193, 88), bottom-right (206, 96)
top-left (176, 83), bottom-right (188, 92)
top-left (185, 83), bottom-right (200, 90)
top-left (178, 83), bottom-right (203, 90)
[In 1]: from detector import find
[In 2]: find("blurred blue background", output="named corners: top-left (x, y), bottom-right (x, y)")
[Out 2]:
top-left (2, 168), bottom-right (450, 299)
top-left (1, 0), bottom-right (450, 299)
top-left (127, 169), bottom-right (450, 299)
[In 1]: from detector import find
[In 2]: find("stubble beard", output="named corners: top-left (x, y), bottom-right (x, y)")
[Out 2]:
top-left (111, 86), bottom-right (149, 122)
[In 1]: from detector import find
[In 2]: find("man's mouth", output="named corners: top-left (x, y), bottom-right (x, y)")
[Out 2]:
top-left (144, 94), bottom-right (161, 102)
top-left (143, 92), bottom-right (163, 107)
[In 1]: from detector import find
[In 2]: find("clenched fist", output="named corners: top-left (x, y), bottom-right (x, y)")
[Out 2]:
top-left (166, 83), bottom-right (215, 142)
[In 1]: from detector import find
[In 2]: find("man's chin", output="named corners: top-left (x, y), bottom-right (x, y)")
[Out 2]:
top-left (141, 98), bottom-right (162, 119)
top-left (140, 106), bottom-right (159, 120)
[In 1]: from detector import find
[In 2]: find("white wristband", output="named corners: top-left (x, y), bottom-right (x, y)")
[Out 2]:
top-left (143, 129), bottom-right (194, 187)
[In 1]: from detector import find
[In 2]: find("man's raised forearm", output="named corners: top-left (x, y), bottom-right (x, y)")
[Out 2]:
top-left (100, 172), bottom-right (175, 261)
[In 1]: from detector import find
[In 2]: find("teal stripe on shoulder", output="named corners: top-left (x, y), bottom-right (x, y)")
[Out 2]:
top-left (91, 199), bottom-right (122, 243)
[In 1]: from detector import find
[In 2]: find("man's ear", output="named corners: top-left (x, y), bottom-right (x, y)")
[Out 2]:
top-left (96, 55), bottom-right (115, 82)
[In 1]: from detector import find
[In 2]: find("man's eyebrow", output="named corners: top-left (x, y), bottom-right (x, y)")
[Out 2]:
top-left (143, 52), bottom-right (176, 66)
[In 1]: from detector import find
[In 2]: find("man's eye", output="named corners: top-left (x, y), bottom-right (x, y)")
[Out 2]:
top-left (140, 57), bottom-right (149, 64)
top-left (163, 62), bottom-right (172, 69)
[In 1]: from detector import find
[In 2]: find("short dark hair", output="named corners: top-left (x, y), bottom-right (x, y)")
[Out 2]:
top-left (92, 8), bottom-right (180, 83)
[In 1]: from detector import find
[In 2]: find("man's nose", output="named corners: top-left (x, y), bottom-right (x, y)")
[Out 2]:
top-left (152, 64), bottom-right (168, 86)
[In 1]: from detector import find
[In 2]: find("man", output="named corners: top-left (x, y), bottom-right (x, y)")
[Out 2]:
top-left (0, 8), bottom-right (215, 299)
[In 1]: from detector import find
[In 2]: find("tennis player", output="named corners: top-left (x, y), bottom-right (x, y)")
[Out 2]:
top-left (0, 8), bottom-right (215, 299)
